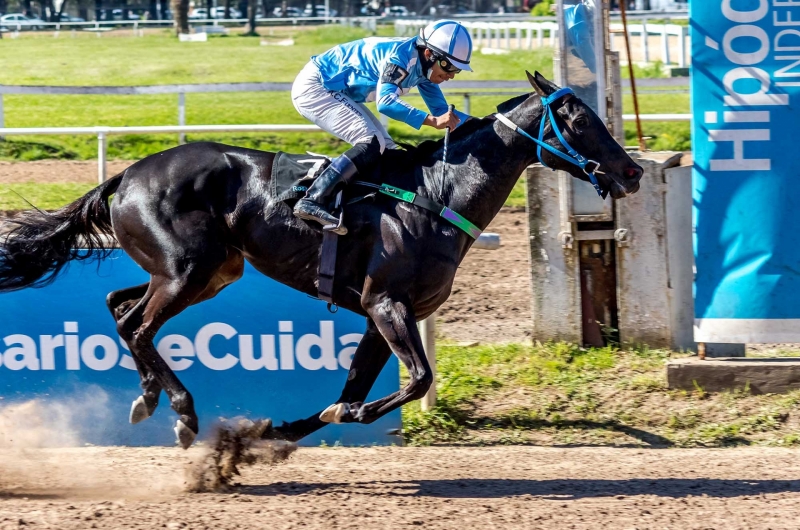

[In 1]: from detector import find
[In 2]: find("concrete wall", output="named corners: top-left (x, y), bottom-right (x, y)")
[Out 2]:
top-left (527, 153), bottom-right (703, 350)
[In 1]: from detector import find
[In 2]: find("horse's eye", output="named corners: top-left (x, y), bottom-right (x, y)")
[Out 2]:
top-left (573, 116), bottom-right (589, 129)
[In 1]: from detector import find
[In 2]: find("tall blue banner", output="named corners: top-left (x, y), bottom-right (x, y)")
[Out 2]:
top-left (692, 0), bottom-right (800, 343)
top-left (0, 251), bottom-right (401, 446)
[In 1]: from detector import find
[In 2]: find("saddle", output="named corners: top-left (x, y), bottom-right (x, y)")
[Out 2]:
top-left (271, 151), bottom-right (333, 207)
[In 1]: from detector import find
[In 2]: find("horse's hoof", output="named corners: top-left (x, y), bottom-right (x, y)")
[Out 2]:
top-left (174, 419), bottom-right (197, 449)
top-left (319, 402), bottom-right (350, 424)
top-left (129, 395), bottom-right (152, 424)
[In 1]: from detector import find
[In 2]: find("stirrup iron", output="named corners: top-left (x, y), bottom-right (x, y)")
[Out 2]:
top-left (323, 191), bottom-right (347, 235)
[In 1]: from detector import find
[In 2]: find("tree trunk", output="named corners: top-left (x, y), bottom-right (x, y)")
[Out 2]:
top-left (243, 0), bottom-right (257, 35)
top-left (260, 0), bottom-right (270, 20)
top-left (224, 0), bottom-right (231, 18)
top-left (206, 0), bottom-right (213, 18)
top-left (0, 0), bottom-right (7, 18)
top-left (172, 0), bottom-right (189, 34)
top-left (148, 0), bottom-right (158, 19)
top-left (23, 0), bottom-right (33, 17)
top-left (56, 0), bottom-right (69, 21)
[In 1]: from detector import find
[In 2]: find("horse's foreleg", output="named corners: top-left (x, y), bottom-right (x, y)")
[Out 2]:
top-left (268, 318), bottom-right (393, 440)
top-left (107, 283), bottom-right (162, 424)
top-left (320, 295), bottom-right (431, 425)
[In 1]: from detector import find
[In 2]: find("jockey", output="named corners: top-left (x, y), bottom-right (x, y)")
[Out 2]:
top-left (291, 19), bottom-right (473, 231)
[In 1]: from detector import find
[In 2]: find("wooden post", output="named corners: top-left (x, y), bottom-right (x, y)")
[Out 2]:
top-left (97, 131), bottom-right (107, 184)
top-left (178, 92), bottom-right (186, 144)
top-left (661, 24), bottom-right (670, 65)
top-left (641, 18), bottom-right (649, 63)
top-left (419, 315), bottom-right (437, 411)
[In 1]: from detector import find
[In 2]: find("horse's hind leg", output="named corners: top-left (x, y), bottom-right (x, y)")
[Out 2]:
top-left (106, 283), bottom-right (162, 424)
top-left (116, 249), bottom-right (240, 448)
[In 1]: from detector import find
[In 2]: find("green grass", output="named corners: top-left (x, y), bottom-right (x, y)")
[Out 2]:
top-left (0, 26), bottom-right (553, 85)
top-left (0, 182), bottom-right (95, 210)
top-left (0, 26), bottom-right (554, 164)
top-left (623, 91), bottom-right (690, 151)
top-left (402, 341), bottom-right (800, 448)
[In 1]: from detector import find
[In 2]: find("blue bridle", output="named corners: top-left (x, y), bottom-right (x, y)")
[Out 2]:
top-left (494, 87), bottom-right (604, 197)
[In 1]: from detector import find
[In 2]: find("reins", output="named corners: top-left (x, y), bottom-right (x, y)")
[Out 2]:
top-left (494, 87), bottom-right (605, 198)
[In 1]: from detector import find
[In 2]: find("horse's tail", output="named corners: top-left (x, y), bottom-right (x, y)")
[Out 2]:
top-left (0, 172), bottom-right (124, 293)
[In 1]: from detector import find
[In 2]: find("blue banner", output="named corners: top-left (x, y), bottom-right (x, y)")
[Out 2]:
top-left (0, 250), bottom-right (401, 446)
top-left (692, 0), bottom-right (800, 342)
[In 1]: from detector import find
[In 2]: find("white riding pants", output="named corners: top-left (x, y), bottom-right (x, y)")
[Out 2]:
top-left (291, 61), bottom-right (398, 153)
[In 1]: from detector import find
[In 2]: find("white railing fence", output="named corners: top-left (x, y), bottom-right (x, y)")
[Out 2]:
top-left (396, 19), bottom-right (690, 66)
top-left (396, 19), bottom-right (559, 50)
top-left (609, 22), bottom-right (689, 67)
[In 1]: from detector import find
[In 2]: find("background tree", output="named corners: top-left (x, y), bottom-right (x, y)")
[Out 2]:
top-left (224, 0), bottom-right (231, 17)
top-left (243, 0), bottom-right (257, 35)
top-left (172, 0), bottom-right (188, 33)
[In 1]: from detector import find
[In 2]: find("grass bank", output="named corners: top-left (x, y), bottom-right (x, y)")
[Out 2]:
top-left (0, 25), bottom-right (687, 160)
top-left (402, 342), bottom-right (800, 448)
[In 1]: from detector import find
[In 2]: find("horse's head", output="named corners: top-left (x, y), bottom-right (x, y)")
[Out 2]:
top-left (500, 71), bottom-right (643, 200)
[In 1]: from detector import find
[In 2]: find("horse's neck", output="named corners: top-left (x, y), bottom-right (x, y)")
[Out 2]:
top-left (431, 102), bottom-right (543, 231)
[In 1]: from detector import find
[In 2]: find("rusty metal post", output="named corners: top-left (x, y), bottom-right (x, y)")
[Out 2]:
top-left (619, 0), bottom-right (646, 151)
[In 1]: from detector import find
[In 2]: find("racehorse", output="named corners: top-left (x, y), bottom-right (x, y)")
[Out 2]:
top-left (0, 72), bottom-right (642, 448)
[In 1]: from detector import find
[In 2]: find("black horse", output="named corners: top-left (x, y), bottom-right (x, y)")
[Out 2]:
top-left (0, 72), bottom-right (642, 448)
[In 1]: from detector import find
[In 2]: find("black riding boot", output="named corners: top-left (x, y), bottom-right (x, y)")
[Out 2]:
top-left (293, 137), bottom-right (382, 234)
top-left (293, 154), bottom-right (357, 232)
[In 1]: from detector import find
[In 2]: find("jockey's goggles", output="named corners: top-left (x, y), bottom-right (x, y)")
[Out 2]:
top-left (435, 55), bottom-right (461, 74)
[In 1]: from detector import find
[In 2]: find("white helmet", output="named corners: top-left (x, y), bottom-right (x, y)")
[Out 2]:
top-left (417, 20), bottom-right (473, 72)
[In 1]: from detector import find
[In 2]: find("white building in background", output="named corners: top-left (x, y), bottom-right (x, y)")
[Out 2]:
top-left (635, 0), bottom-right (688, 10)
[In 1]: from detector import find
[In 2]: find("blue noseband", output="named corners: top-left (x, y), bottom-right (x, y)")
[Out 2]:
top-left (495, 87), bottom-right (604, 198)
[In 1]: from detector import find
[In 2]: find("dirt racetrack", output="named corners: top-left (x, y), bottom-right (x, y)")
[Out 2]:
top-left (2, 445), bottom-right (800, 529)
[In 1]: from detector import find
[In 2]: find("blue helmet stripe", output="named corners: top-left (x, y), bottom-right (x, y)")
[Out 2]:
top-left (430, 20), bottom-right (451, 34)
top-left (448, 26), bottom-right (457, 55)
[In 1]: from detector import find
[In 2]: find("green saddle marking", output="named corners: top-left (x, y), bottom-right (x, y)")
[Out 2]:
top-left (377, 184), bottom-right (482, 240)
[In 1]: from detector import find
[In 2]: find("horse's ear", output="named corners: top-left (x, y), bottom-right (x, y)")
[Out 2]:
top-left (527, 70), bottom-right (557, 97)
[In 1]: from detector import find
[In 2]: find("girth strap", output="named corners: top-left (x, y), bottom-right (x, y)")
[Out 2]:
top-left (353, 181), bottom-right (482, 239)
top-left (318, 230), bottom-right (337, 307)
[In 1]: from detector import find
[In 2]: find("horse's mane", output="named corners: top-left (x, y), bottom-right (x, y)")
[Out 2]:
top-left (385, 92), bottom-right (535, 164)
top-left (375, 92), bottom-right (536, 186)
top-left (383, 115), bottom-right (496, 166)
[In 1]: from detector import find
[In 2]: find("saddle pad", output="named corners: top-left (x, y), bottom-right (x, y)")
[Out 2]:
top-left (271, 151), bottom-right (331, 204)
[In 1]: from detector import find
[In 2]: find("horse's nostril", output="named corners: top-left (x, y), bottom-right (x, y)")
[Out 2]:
top-left (625, 166), bottom-right (643, 181)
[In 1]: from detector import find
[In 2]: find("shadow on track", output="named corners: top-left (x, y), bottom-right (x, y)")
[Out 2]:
top-left (238, 477), bottom-right (800, 500)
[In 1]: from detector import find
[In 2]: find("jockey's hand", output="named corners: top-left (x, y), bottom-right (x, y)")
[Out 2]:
top-left (425, 111), bottom-right (461, 131)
